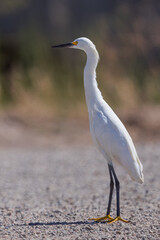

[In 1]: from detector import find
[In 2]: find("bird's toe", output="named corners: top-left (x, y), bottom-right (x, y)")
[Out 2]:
top-left (89, 214), bottom-right (114, 222)
top-left (108, 216), bottom-right (129, 224)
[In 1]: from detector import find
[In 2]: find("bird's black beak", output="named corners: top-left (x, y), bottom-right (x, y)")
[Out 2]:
top-left (51, 42), bottom-right (74, 48)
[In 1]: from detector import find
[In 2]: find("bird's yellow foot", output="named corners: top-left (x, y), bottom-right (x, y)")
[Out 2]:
top-left (108, 216), bottom-right (129, 224)
top-left (89, 214), bottom-right (114, 222)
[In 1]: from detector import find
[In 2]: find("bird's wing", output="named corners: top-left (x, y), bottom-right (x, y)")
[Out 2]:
top-left (89, 103), bottom-right (144, 183)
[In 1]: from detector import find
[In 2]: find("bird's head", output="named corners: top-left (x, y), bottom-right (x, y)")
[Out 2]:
top-left (52, 37), bottom-right (97, 53)
top-left (52, 37), bottom-right (99, 65)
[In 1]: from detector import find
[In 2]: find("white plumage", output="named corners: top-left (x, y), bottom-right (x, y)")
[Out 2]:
top-left (52, 37), bottom-right (144, 223)
top-left (75, 37), bottom-right (144, 184)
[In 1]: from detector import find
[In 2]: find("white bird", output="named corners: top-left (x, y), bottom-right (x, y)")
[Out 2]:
top-left (52, 37), bottom-right (144, 223)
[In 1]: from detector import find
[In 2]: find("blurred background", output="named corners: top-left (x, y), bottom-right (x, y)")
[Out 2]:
top-left (0, 0), bottom-right (160, 146)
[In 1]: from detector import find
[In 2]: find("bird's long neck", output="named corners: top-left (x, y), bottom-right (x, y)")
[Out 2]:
top-left (84, 47), bottom-right (102, 111)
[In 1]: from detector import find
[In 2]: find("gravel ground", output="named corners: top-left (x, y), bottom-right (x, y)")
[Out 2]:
top-left (0, 143), bottom-right (159, 239)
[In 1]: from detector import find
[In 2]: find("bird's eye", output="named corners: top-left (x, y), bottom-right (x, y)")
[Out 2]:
top-left (72, 41), bottom-right (78, 45)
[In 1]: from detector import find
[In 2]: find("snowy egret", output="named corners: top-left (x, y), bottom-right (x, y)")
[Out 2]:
top-left (52, 37), bottom-right (144, 223)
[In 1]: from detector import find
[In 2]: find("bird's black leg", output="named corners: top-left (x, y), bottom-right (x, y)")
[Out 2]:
top-left (108, 164), bottom-right (129, 223)
top-left (88, 164), bottom-right (115, 222)
top-left (110, 164), bottom-right (120, 216)
top-left (89, 163), bottom-right (128, 223)
top-left (106, 164), bottom-right (114, 216)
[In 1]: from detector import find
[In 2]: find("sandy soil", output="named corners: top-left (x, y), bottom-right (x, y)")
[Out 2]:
top-left (0, 108), bottom-right (159, 239)
top-left (0, 143), bottom-right (159, 239)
